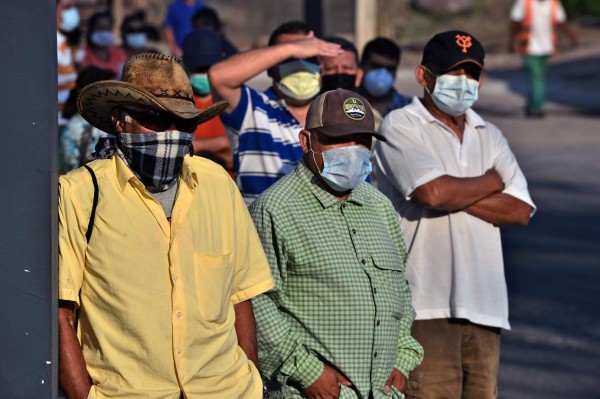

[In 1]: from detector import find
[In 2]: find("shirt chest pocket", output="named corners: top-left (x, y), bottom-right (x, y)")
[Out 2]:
top-left (371, 252), bottom-right (406, 319)
top-left (193, 252), bottom-right (234, 323)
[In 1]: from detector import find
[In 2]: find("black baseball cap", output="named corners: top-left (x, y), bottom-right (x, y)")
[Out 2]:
top-left (421, 30), bottom-right (485, 75)
top-left (305, 89), bottom-right (386, 142)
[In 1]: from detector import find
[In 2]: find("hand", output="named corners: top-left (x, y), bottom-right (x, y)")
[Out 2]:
top-left (484, 168), bottom-right (504, 192)
top-left (384, 368), bottom-right (407, 393)
top-left (289, 31), bottom-right (344, 59)
top-left (303, 365), bottom-right (352, 399)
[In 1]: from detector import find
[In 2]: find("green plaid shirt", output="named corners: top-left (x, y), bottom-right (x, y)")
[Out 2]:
top-left (250, 161), bottom-right (423, 399)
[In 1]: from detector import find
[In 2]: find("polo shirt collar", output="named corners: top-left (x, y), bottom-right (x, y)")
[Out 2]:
top-left (114, 154), bottom-right (198, 191)
top-left (296, 160), bottom-right (367, 209)
top-left (406, 96), bottom-right (486, 129)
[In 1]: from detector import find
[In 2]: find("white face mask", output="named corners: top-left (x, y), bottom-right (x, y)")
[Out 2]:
top-left (426, 72), bottom-right (479, 116)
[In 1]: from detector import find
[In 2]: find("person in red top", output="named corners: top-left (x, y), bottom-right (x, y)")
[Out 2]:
top-left (81, 11), bottom-right (128, 78)
top-left (182, 28), bottom-right (237, 174)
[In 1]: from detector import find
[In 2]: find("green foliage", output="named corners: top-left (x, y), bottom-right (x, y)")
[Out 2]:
top-left (562, 0), bottom-right (600, 17)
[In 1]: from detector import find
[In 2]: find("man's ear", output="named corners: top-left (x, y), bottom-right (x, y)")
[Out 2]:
top-left (111, 108), bottom-right (124, 134)
top-left (355, 67), bottom-right (364, 88)
top-left (415, 65), bottom-right (427, 87)
top-left (298, 129), bottom-right (311, 154)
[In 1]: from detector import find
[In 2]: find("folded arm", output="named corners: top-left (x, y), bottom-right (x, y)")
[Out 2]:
top-left (411, 169), bottom-right (504, 211)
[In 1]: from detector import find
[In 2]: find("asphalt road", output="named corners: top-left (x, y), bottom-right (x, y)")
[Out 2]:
top-left (471, 51), bottom-right (600, 398)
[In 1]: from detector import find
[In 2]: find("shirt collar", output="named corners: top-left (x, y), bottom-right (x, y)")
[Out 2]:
top-left (405, 96), bottom-right (486, 129)
top-left (296, 160), bottom-right (367, 209)
top-left (114, 154), bottom-right (198, 191)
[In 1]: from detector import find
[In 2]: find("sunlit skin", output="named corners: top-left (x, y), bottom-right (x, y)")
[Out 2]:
top-left (320, 50), bottom-right (364, 87)
top-left (299, 129), bottom-right (372, 200)
top-left (416, 62), bottom-right (483, 141)
top-left (269, 32), bottom-right (321, 108)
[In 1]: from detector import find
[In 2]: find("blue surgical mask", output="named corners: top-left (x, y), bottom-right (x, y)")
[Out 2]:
top-left (60, 7), bottom-right (80, 32)
top-left (125, 32), bottom-right (147, 49)
top-left (426, 72), bottom-right (479, 116)
top-left (363, 68), bottom-right (394, 97)
top-left (311, 140), bottom-right (372, 192)
top-left (91, 30), bottom-right (115, 47)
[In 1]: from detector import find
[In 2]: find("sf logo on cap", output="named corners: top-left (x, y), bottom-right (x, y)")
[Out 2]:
top-left (455, 34), bottom-right (472, 53)
top-left (343, 98), bottom-right (366, 120)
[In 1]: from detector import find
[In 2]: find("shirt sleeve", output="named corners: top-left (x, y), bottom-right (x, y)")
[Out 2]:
top-left (229, 177), bottom-right (275, 304)
top-left (375, 110), bottom-right (446, 200)
top-left (219, 85), bottom-right (251, 133)
top-left (249, 201), bottom-right (324, 389)
top-left (163, 3), bottom-right (176, 27)
top-left (488, 122), bottom-right (537, 215)
top-left (556, 1), bottom-right (567, 23)
top-left (509, 0), bottom-right (524, 21)
top-left (58, 175), bottom-right (91, 307)
top-left (384, 205), bottom-right (424, 377)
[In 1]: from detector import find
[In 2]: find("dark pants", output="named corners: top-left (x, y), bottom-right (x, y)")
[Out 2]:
top-left (406, 319), bottom-right (501, 399)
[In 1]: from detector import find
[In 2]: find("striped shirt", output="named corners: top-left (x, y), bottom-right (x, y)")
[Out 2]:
top-left (220, 86), bottom-right (304, 204)
top-left (249, 161), bottom-right (423, 399)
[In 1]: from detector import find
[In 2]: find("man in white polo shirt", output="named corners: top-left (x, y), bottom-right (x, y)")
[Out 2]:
top-left (375, 30), bottom-right (536, 399)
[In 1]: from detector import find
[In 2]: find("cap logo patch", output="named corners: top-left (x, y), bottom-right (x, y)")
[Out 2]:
top-left (343, 97), bottom-right (366, 120)
top-left (455, 34), bottom-right (472, 53)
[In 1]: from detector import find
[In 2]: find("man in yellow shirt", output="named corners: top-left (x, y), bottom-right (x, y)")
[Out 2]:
top-left (58, 53), bottom-right (274, 399)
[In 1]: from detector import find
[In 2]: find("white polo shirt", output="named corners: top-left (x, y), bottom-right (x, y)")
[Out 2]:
top-left (374, 97), bottom-right (536, 329)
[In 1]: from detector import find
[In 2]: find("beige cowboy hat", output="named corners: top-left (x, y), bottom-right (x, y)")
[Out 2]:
top-left (77, 53), bottom-right (228, 134)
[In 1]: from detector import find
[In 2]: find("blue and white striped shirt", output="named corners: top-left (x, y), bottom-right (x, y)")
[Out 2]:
top-left (220, 86), bottom-right (304, 204)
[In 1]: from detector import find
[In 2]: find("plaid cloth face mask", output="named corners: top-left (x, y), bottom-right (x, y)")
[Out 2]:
top-left (116, 131), bottom-right (194, 192)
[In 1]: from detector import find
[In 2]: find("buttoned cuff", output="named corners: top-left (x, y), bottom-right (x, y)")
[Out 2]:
top-left (285, 347), bottom-right (324, 389)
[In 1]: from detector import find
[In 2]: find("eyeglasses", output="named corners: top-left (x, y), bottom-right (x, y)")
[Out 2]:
top-left (121, 107), bottom-right (198, 133)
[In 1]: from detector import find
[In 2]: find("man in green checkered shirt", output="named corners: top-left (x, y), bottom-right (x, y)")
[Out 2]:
top-left (250, 89), bottom-right (423, 399)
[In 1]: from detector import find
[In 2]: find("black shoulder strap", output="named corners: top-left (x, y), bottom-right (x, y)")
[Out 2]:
top-left (83, 165), bottom-right (98, 243)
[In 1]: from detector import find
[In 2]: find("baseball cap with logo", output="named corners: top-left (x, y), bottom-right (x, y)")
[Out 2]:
top-left (421, 30), bottom-right (485, 75)
top-left (305, 89), bottom-right (387, 142)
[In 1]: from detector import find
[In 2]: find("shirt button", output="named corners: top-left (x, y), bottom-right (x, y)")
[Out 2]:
top-left (352, 229), bottom-right (357, 234)
top-left (176, 311), bottom-right (182, 318)
top-left (376, 320), bottom-right (381, 326)
top-left (177, 349), bottom-right (183, 356)
top-left (173, 276), bottom-right (178, 282)
top-left (361, 259), bottom-right (366, 265)
top-left (373, 352), bottom-right (378, 358)
top-left (373, 287), bottom-right (378, 294)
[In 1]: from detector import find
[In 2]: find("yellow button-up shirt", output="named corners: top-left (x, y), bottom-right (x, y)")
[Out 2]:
top-left (59, 155), bottom-right (274, 399)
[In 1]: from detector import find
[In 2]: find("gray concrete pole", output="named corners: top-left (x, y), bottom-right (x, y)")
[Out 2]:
top-left (355, 0), bottom-right (377, 54)
top-left (0, 1), bottom-right (58, 398)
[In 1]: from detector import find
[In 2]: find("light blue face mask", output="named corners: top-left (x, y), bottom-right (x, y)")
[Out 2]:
top-left (125, 32), bottom-right (147, 49)
top-left (91, 30), bottom-right (115, 47)
top-left (426, 72), bottom-right (479, 116)
top-left (60, 7), bottom-right (80, 32)
top-left (310, 137), bottom-right (372, 192)
top-left (363, 68), bottom-right (394, 97)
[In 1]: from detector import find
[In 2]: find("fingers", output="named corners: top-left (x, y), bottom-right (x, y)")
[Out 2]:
top-left (384, 374), bottom-right (396, 392)
top-left (335, 370), bottom-right (352, 387)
